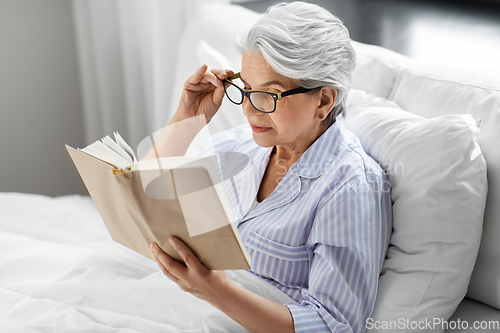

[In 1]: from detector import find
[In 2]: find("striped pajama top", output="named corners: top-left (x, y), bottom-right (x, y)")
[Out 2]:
top-left (200, 118), bottom-right (392, 333)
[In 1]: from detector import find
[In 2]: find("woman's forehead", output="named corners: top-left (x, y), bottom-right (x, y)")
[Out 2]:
top-left (241, 52), bottom-right (291, 88)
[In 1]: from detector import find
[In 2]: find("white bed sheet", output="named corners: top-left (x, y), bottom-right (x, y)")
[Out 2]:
top-left (0, 193), bottom-right (295, 332)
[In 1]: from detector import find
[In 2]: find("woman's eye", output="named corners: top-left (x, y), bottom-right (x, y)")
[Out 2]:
top-left (244, 87), bottom-right (252, 91)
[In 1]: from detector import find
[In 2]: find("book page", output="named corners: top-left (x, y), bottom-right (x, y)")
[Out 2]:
top-left (114, 131), bottom-right (137, 163)
top-left (102, 136), bottom-right (131, 161)
top-left (79, 132), bottom-right (136, 169)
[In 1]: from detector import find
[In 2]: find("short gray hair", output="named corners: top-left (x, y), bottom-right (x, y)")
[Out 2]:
top-left (236, 1), bottom-right (356, 127)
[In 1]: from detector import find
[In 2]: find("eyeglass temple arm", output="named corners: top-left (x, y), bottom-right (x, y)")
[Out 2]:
top-left (279, 87), bottom-right (314, 98)
top-left (227, 72), bottom-right (240, 80)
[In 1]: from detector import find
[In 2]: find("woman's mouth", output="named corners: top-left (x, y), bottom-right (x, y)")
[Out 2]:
top-left (250, 123), bottom-right (272, 133)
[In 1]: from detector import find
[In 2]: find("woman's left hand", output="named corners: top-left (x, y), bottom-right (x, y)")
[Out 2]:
top-left (151, 237), bottom-right (296, 333)
top-left (150, 237), bottom-right (232, 304)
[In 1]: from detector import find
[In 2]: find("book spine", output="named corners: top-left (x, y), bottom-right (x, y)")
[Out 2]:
top-left (111, 166), bottom-right (133, 174)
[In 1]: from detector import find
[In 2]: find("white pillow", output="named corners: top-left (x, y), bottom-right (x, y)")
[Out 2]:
top-left (344, 90), bottom-right (488, 333)
top-left (350, 41), bottom-right (414, 99)
top-left (389, 66), bottom-right (500, 310)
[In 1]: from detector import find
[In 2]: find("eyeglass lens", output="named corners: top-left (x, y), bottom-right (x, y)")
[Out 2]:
top-left (225, 78), bottom-right (276, 112)
top-left (225, 80), bottom-right (244, 104)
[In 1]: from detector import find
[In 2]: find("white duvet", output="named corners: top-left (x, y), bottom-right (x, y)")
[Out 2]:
top-left (0, 193), bottom-right (294, 332)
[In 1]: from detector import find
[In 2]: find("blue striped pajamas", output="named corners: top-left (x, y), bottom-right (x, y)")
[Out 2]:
top-left (203, 119), bottom-right (392, 332)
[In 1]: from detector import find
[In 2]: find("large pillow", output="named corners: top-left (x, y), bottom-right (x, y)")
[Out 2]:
top-left (389, 66), bottom-right (500, 310)
top-left (350, 41), bottom-right (413, 99)
top-left (343, 90), bottom-right (488, 333)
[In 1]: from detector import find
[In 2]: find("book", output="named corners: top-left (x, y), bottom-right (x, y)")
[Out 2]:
top-left (65, 132), bottom-right (251, 270)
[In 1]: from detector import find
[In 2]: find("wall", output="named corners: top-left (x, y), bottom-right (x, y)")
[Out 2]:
top-left (0, 0), bottom-right (86, 196)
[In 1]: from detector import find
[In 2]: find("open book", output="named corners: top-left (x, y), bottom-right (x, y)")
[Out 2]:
top-left (66, 132), bottom-right (251, 270)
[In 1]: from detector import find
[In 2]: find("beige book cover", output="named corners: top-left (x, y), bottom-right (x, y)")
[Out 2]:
top-left (65, 145), bottom-right (251, 270)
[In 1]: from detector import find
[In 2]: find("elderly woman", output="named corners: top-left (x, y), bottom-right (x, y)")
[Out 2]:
top-left (147, 2), bottom-right (392, 332)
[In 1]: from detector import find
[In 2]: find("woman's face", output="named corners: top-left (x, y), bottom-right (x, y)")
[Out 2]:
top-left (240, 52), bottom-right (323, 150)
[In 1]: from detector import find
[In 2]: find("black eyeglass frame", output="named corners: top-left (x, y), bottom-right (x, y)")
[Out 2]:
top-left (222, 72), bottom-right (316, 113)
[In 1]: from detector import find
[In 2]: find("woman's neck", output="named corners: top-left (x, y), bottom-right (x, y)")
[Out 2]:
top-left (272, 123), bottom-right (329, 165)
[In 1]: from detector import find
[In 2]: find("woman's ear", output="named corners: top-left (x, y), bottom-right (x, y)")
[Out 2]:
top-left (317, 87), bottom-right (337, 118)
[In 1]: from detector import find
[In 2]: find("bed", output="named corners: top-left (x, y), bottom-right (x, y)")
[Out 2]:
top-left (0, 192), bottom-right (275, 332)
top-left (2, 3), bottom-right (500, 333)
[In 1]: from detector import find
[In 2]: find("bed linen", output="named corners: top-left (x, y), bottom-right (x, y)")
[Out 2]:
top-left (0, 192), bottom-right (295, 332)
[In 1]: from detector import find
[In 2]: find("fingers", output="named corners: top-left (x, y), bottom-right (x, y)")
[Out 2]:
top-left (187, 65), bottom-right (236, 87)
top-left (201, 69), bottom-right (225, 88)
top-left (169, 237), bottom-right (202, 270)
top-left (150, 242), bottom-right (185, 280)
top-left (186, 64), bottom-right (209, 85)
top-left (210, 68), bottom-right (232, 81)
top-left (210, 69), bottom-right (235, 103)
top-left (180, 65), bottom-right (236, 118)
top-left (151, 248), bottom-right (180, 283)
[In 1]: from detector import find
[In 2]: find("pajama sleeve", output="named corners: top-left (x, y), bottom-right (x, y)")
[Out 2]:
top-left (285, 176), bottom-right (392, 333)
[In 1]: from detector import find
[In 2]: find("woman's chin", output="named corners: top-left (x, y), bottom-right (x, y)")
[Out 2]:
top-left (251, 133), bottom-right (275, 148)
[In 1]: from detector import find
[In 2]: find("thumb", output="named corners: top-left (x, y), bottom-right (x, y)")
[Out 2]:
top-left (212, 83), bottom-right (226, 110)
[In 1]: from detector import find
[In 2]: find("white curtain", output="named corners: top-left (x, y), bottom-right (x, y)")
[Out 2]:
top-left (72, 0), bottom-right (229, 150)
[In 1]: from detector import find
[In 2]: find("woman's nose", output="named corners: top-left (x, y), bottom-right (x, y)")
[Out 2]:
top-left (241, 97), bottom-right (262, 117)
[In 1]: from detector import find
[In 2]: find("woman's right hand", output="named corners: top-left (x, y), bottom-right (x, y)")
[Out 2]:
top-left (173, 64), bottom-right (234, 125)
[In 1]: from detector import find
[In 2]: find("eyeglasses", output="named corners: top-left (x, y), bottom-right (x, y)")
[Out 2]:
top-left (222, 72), bottom-right (315, 113)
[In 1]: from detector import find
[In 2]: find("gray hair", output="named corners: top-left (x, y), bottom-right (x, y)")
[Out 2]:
top-left (236, 1), bottom-right (356, 127)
